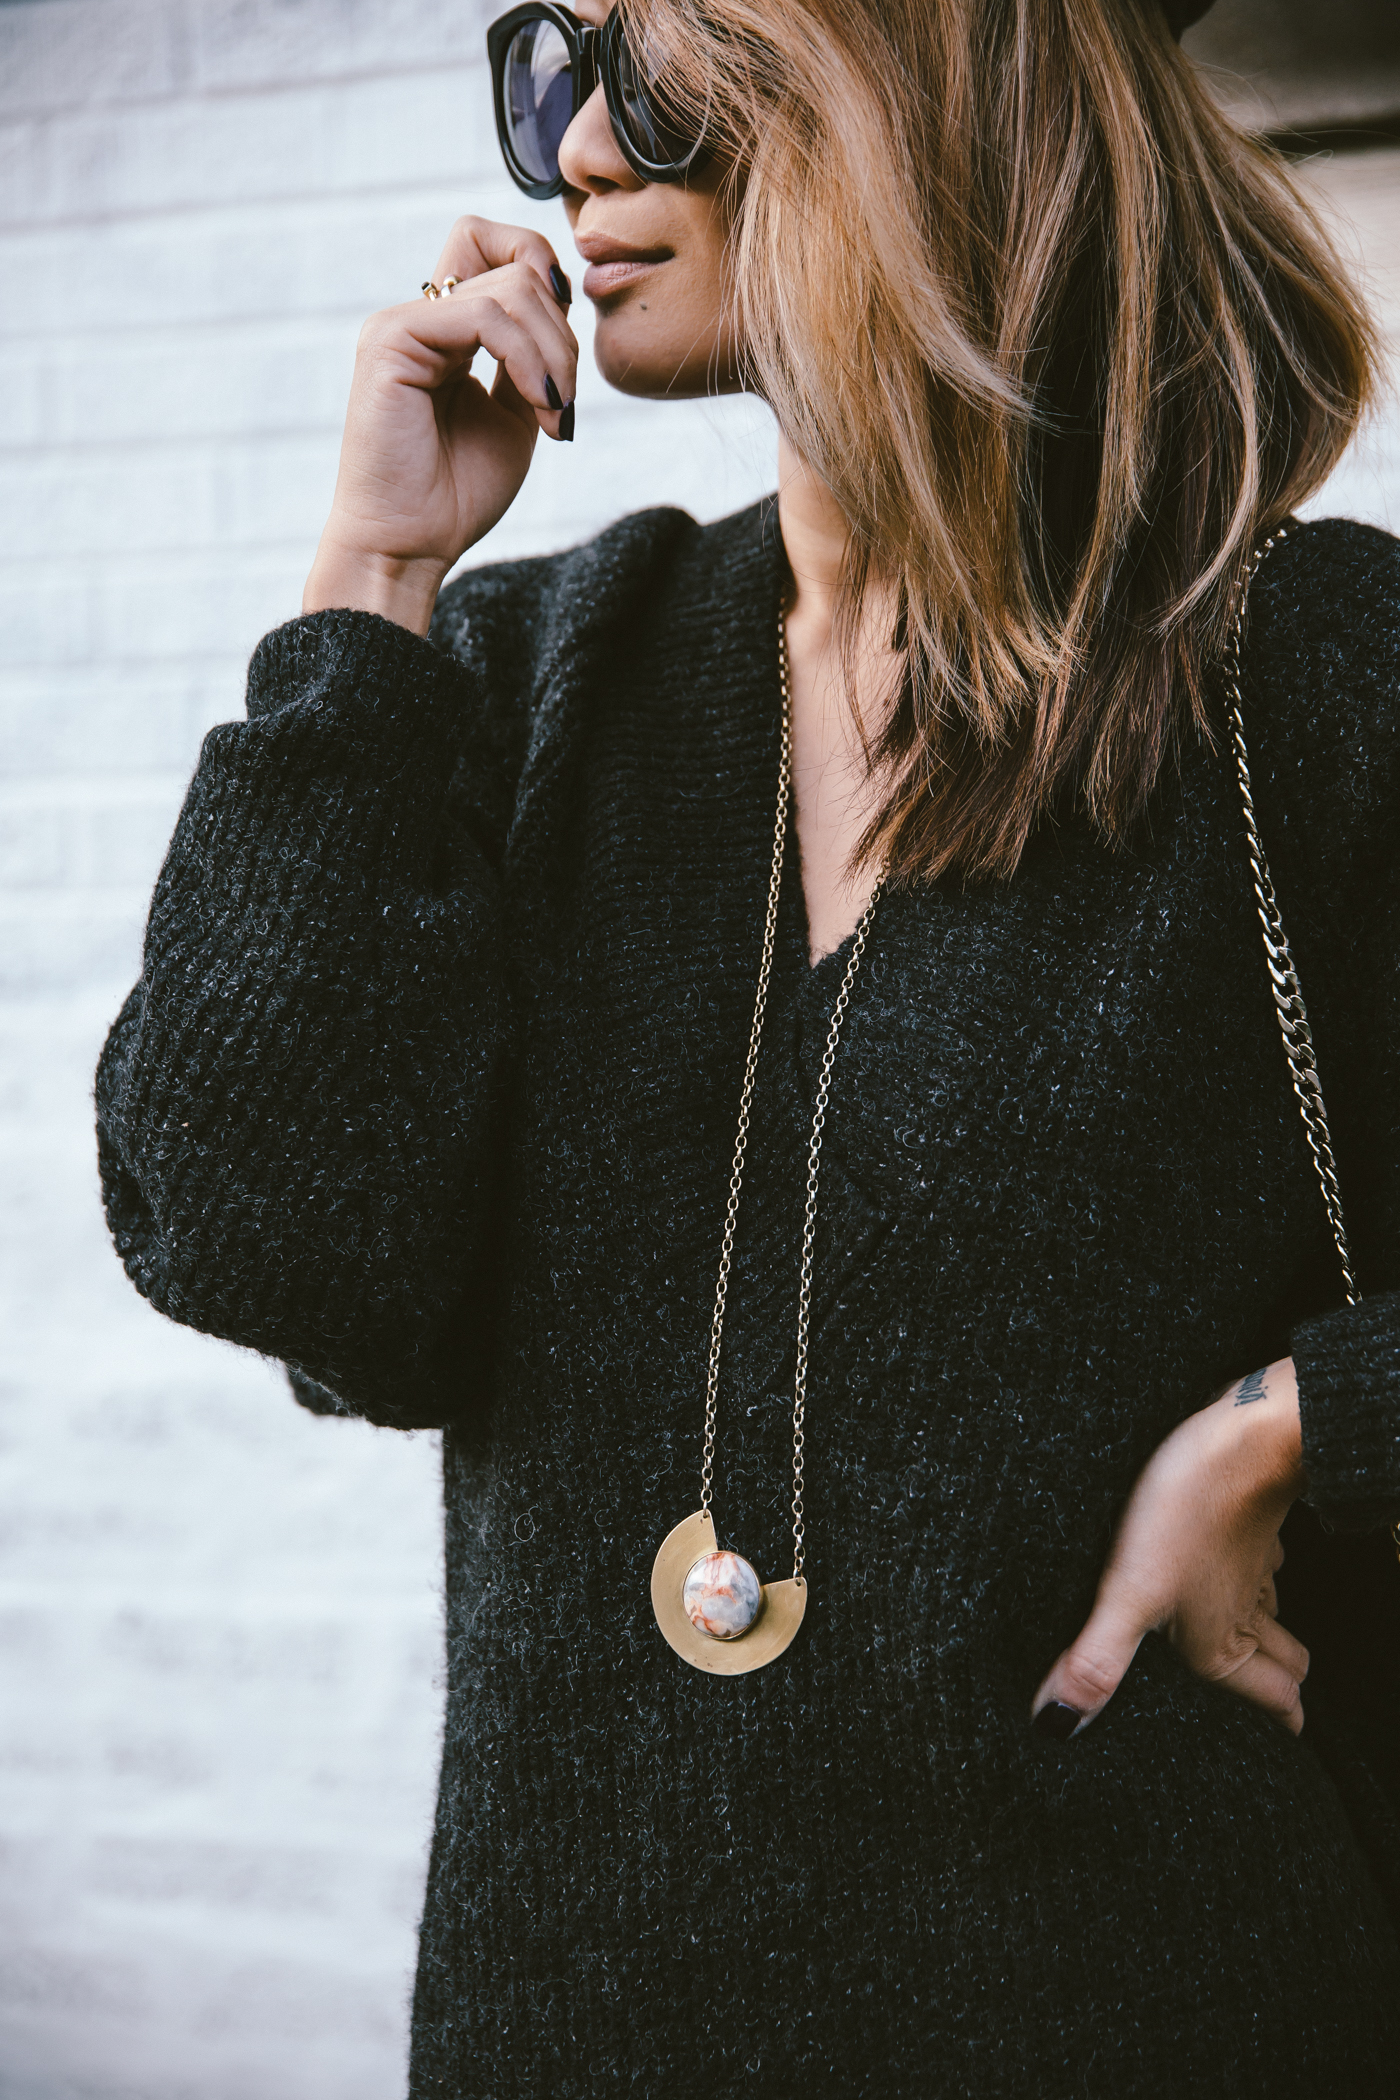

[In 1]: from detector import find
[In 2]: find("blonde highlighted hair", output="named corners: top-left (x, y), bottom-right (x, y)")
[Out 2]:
top-left (625, 0), bottom-right (1378, 880)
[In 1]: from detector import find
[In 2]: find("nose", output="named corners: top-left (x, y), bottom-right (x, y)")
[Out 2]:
top-left (558, 80), bottom-right (644, 195)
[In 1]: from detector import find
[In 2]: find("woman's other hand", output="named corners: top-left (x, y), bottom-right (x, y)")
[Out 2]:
top-left (1031, 1359), bottom-right (1310, 1740)
top-left (303, 217), bottom-right (578, 635)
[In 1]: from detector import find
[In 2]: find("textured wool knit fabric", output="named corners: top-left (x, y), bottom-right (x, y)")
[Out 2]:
top-left (98, 504), bottom-right (1400, 2096)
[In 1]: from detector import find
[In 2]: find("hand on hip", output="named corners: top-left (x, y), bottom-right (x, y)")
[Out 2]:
top-left (1032, 1359), bottom-right (1309, 1741)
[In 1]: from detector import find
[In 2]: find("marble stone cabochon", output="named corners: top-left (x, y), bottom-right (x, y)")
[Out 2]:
top-left (682, 1550), bottom-right (763, 1640)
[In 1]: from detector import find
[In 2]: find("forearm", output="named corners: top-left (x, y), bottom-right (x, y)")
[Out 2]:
top-left (96, 607), bottom-right (517, 1423)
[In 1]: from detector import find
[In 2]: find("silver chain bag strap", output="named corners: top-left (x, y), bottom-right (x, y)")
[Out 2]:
top-left (1226, 525), bottom-right (1360, 1310)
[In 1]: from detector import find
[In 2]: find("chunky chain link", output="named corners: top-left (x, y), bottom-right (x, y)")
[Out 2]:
top-left (702, 558), bottom-right (1370, 1580)
top-left (1228, 536), bottom-right (1394, 1554)
top-left (1226, 527), bottom-right (1359, 1308)
top-left (699, 611), bottom-right (883, 1584)
top-left (701, 553), bottom-right (1371, 1581)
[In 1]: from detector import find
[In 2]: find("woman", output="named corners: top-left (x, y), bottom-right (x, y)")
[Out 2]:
top-left (96, 0), bottom-right (1400, 2088)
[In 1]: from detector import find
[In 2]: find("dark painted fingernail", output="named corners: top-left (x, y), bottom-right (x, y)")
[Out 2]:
top-left (1032, 1701), bottom-right (1082, 1741)
top-left (549, 263), bottom-right (572, 307)
top-left (558, 400), bottom-right (575, 443)
top-left (545, 373), bottom-right (563, 411)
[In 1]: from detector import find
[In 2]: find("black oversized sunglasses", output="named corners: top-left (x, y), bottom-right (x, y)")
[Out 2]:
top-left (487, 3), bottom-right (704, 198)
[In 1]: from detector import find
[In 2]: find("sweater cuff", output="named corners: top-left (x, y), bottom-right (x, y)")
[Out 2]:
top-left (1293, 1289), bottom-right (1400, 1532)
top-left (245, 607), bottom-right (469, 722)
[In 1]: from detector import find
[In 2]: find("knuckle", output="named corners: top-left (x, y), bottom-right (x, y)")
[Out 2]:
top-left (1062, 1648), bottom-right (1122, 1706)
top-left (1198, 1637), bottom-right (1255, 1684)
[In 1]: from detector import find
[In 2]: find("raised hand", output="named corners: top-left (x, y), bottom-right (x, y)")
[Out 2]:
top-left (303, 216), bottom-right (579, 635)
top-left (1032, 1359), bottom-right (1310, 1740)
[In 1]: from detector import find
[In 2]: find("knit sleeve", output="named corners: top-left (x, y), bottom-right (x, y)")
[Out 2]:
top-left (1248, 520), bottom-right (1400, 1531)
top-left (95, 605), bottom-right (526, 1430)
top-left (1292, 1299), bottom-right (1400, 1531)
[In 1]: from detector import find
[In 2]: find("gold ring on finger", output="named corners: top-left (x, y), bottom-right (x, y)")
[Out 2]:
top-left (421, 279), bottom-right (441, 300)
top-left (441, 275), bottom-right (461, 296)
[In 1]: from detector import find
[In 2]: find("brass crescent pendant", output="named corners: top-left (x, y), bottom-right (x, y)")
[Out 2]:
top-left (650, 1511), bottom-right (807, 1675)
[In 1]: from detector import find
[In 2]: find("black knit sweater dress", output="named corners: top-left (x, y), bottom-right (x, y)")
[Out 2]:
top-left (97, 503), bottom-right (1400, 2096)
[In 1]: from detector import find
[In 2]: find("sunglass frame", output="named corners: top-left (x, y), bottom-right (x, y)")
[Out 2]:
top-left (486, 2), bottom-right (704, 198)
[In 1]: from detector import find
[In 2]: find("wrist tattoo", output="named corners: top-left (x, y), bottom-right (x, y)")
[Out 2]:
top-left (1234, 1367), bottom-right (1268, 1407)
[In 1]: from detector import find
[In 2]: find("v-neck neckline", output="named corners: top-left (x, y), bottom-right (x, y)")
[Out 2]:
top-left (743, 525), bottom-right (891, 982)
top-left (784, 791), bottom-right (881, 986)
top-left (734, 521), bottom-right (889, 985)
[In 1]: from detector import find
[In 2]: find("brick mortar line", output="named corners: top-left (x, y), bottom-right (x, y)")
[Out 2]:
top-left (3, 432), bottom-right (342, 457)
top-left (0, 407), bottom-right (637, 459)
top-left (0, 774), bottom-right (193, 801)
top-left (1, 541), bottom-right (320, 565)
top-left (0, 56), bottom-right (486, 125)
top-left (0, 308), bottom-right (387, 345)
top-left (0, 172), bottom-right (498, 238)
top-left (0, 179), bottom-right (504, 239)
top-left (0, 658), bottom-right (250, 678)
top-left (0, 314), bottom-right (364, 344)
top-left (1, 664), bottom-right (264, 682)
top-left (0, 532), bottom-right (617, 573)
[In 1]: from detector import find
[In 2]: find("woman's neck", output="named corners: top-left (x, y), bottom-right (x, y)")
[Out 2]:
top-left (776, 437), bottom-right (899, 965)
top-left (776, 436), bottom-right (851, 636)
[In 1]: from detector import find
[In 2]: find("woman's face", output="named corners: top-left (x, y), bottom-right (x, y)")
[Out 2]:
top-left (556, 1), bottom-right (741, 399)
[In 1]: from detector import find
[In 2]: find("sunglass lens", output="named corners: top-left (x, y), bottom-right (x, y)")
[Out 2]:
top-left (503, 19), bottom-right (573, 185)
top-left (609, 22), bottom-right (693, 169)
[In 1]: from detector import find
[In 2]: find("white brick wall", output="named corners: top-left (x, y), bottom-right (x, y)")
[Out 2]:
top-left (0, 4), bottom-right (774, 2094)
top-left (0, 0), bottom-right (1395, 2092)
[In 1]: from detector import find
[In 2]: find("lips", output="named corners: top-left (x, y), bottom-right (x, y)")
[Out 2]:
top-left (575, 231), bottom-right (672, 301)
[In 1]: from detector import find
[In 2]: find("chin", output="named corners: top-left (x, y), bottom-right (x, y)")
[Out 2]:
top-left (591, 314), bottom-right (741, 402)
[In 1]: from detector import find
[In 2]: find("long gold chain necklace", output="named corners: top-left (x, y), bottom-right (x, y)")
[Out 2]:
top-left (651, 613), bottom-right (885, 1674)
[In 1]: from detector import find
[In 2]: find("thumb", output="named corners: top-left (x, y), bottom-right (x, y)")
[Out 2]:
top-left (1031, 1588), bottom-right (1154, 1741)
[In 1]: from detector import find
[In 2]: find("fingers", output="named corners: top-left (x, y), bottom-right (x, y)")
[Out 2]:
top-left (432, 214), bottom-right (572, 310)
top-left (416, 218), bottom-right (578, 439)
top-left (1031, 1585), bottom-right (1156, 1740)
top-left (429, 289), bottom-right (563, 418)
top-left (1213, 1645), bottom-right (1306, 1734)
top-left (1035, 1581), bottom-right (1310, 1747)
top-left (1199, 1607), bottom-right (1308, 1738)
top-left (1034, 1612), bottom-right (1309, 1741)
top-left (1248, 1610), bottom-right (1309, 1685)
top-left (468, 269), bottom-right (577, 434)
top-left (1031, 1547), bottom-right (1308, 1744)
top-left (365, 262), bottom-right (578, 438)
top-left (479, 273), bottom-right (577, 438)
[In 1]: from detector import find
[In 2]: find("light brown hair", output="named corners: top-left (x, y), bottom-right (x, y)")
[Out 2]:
top-left (625, 0), bottom-right (1379, 880)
